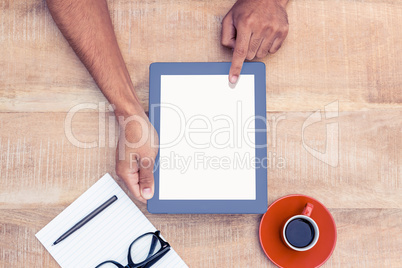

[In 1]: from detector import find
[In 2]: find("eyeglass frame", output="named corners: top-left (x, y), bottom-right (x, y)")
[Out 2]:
top-left (95, 230), bottom-right (171, 268)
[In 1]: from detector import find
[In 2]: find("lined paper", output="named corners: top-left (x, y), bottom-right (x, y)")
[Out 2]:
top-left (36, 174), bottom-right (188, 268)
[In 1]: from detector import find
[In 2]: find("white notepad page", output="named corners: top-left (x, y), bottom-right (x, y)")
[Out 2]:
top-left (35, 174), bottom-right (188, 268)
top-left (159, 75), bottom-right (256, 200)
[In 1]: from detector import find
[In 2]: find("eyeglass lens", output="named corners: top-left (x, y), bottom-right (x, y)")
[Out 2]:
top-left (96, 233), bottom-right (163, 268)
top-left (130, 233), bottom-right (162, 263)
top-left (96, 262), bottom-right (121, 268)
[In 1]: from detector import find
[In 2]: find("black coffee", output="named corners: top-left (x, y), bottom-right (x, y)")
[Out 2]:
top-left (285, 218), bottom-right (315, 248)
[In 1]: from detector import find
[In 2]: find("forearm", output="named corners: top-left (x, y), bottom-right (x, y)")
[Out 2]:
top-left (46, 0), bottom-right (141, 117)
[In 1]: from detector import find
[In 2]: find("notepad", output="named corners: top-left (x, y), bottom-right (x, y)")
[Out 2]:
top-left (148, 62), bottom-right (267, 213)
top-left (35, 174), bottom-right (188, 268)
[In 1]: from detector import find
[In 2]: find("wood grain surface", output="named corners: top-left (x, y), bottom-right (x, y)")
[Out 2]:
top-left (0, 0), bottom-right (401, 267)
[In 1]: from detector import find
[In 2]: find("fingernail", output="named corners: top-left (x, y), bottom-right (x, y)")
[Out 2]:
top-left (142, 188), bottom-right (153, 199)
top-left (230, 75), bottom-right (238, 84)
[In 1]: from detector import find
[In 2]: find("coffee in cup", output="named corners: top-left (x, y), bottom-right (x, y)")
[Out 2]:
top-left (282, 203), bottom-right (319, 251)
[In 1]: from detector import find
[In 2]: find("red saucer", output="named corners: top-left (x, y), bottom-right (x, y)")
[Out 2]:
top-left (259, 195), bottom-right (337, 268)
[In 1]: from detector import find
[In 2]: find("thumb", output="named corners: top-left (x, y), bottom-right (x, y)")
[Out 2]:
top-left (139, 157), bottom-right (155, 200)
top-left (221, 13), bottom-right (236, 49)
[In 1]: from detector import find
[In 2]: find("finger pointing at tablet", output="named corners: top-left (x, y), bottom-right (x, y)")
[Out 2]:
top-left (229, 26), bottom-right (251, 84)
top-left (221, 0), bottom-right (290, 84)
top-left (222, 13), bottom-right (251, 84)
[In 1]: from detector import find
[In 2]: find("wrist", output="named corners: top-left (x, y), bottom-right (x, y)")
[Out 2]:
top-left (111, 88), bottom-right (145, 119)
top-left (114, 100), bottom-right (146, 119)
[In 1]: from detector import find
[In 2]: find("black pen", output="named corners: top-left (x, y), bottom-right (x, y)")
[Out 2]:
top-left (53, 195), bottom-right (118, 246)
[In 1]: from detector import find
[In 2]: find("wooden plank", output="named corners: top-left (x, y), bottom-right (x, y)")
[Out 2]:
top-left (0, 111), bottom-right (400, 209)
top-left (0, 0), bottom-right (401, 112)
top-left (0, 208), bottom-right (401, 267)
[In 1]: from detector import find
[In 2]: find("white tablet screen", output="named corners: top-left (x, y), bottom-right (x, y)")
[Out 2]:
top-left (159, 75), bottom-right (256, 200)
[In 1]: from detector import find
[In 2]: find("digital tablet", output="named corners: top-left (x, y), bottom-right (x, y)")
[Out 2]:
top-left (148, 62), bottom-right (267, 213)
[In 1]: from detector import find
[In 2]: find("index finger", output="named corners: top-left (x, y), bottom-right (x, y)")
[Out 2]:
top-left (229, 26), bottom-right (252, 84)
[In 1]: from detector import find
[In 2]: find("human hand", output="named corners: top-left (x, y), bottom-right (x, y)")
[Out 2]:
top-left (115, 108), bottom-right (159, 204)
top-left (221, 0), bottom-right (289, 83)
top-left (46, 0), bottom-right (160, 203)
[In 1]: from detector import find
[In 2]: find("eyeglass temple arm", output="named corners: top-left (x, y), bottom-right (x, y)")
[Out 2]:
top-left (143, 247), bottom-right (171, 268)
top-left (146, 235), bottom-right (159, 259)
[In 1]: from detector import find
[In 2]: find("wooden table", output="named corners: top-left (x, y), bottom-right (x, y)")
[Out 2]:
top-left (1, 0), bottom-right (401, 267)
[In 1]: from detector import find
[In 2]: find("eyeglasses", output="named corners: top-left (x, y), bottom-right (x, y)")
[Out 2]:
top-left (96, 231), bottom-right (171, 268)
